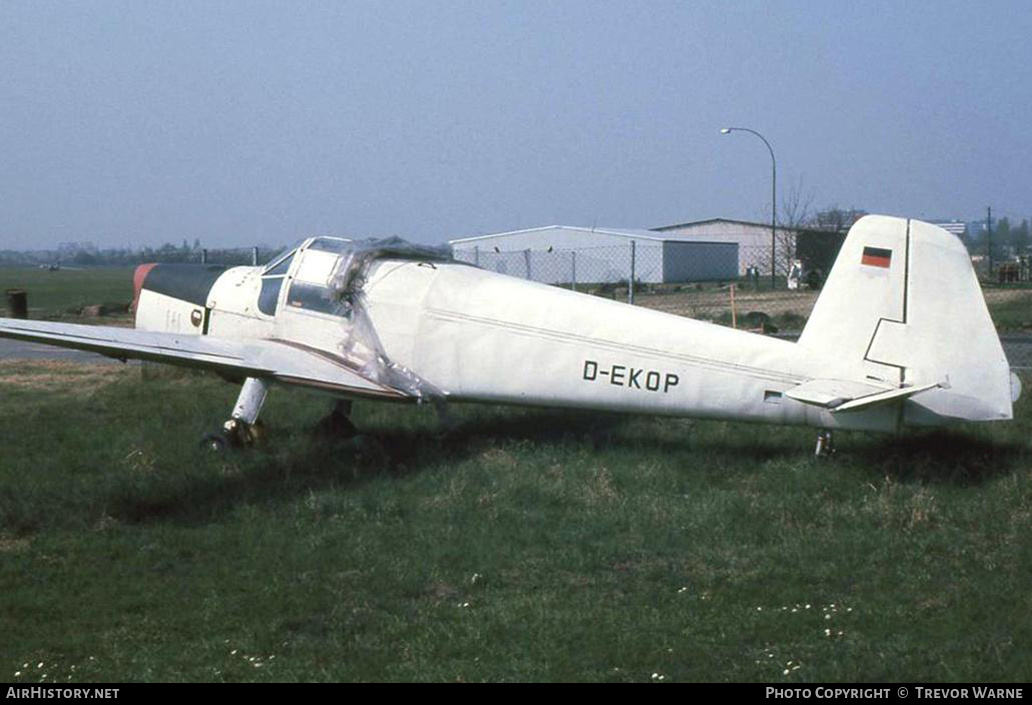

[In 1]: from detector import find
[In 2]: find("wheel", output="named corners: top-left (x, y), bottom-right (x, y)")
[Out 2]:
top-left (200, 432), bottom-right (228, 453)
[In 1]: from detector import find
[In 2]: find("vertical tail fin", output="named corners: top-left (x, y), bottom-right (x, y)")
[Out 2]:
top-left (798, 215), bottom-right (1013, 424)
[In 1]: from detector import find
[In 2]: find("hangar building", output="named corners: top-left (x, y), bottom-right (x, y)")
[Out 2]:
top-left (650, 218), bottom-right (798, 276)
top-left (449, 225), bottom-right (738, 285)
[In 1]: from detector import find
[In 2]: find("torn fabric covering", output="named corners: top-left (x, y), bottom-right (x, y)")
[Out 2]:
top-left (327, 239), bottom-right (451, 403)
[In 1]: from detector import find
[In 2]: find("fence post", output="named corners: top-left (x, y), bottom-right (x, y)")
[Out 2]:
top-left (524, 249), bottom-right (532, 280)
top-left (251, 246), bottom-right (259, 265)
top-left (201, 248), bottom-right (208, 264)
top-left (474, 245), bottom-right (480, 267)
top-left (628, 241), bottom-right (636, 304)
top-left (730, 283), bottom-right (737, 329)
top-left (571, 250), bottom-right (577, 291)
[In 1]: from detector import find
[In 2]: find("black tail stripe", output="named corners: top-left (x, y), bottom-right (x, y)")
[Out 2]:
top-left (143, 264), bottom-right (227, 307)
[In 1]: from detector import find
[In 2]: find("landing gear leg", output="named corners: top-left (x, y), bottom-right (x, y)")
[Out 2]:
top-left (433, 400), bottom-right (456, 438)
top-left (315, 399), bottom-right (358, 438)
top-left (815, 429), bottom-right (835, 459)
top-left (202, 377), bottom-right (269, 450)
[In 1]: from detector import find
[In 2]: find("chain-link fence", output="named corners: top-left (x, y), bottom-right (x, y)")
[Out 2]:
top-left (453, 243), bottom-right (665, 291)
top-left (454, 241), bottom-right (813, 328)
top-left (453, 241), bottom-right (761, 302)
top-left (196, 247), bottom-right (282, 266)
top-left (455, 241), bottom-right (1032, 347)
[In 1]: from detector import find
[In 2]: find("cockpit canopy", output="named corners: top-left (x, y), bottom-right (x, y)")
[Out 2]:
top-left (257, 236), bottom-right (451, 318)
top-left (257, 237), bottom-right (353, 316)
top-left (261, 236), bottom-right (352, 275)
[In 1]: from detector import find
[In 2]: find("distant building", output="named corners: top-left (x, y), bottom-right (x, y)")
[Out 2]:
top-left (650, 218), bottom-right (799, 275)
top-left (930, 220), bottom-right (967, 238)
top-left (449, 225), bottom-right (738, 284)
top-left (651, 218), bottom-right (850, 276)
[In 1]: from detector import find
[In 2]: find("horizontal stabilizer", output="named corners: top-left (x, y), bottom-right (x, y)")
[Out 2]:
top-left (785, 379), bottom-right (891, 408)
top-left (831, 382), bottom-right (941, 413)
top-left (785, 378), bottom-right (941, 413)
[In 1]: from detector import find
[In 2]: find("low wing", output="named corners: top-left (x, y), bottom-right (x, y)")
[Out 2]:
top-left (0, 318), bottom-right (408, 400)
top-left (785, 377), bottom-right (941, 413)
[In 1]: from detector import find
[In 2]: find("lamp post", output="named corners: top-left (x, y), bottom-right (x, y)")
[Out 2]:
top-left (721, 127), bottom-right (777, 289)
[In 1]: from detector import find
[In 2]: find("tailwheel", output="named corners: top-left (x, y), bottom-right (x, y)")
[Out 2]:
top-left (814, 430), bottom-right (835, 459)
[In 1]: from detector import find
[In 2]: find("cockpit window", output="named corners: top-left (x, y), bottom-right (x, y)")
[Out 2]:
top-left (307, 237), bottom-right (353, 254)
top-left (257, 277), bottom-right (284, 316)
top-left (262, 248), bottom-right (297, 275)
top-left (264, 252), bottom-right (295, 277)
top-left (257, 250), bottom-right (296, 316)
top-left (286, 281), bottom-right (349, 317)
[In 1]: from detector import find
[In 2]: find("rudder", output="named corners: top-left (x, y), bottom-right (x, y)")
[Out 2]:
top-left (798, 215), bottom-right (1012, 424)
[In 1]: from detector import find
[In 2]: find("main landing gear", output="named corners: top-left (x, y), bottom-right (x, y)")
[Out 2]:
top-left (201, 380), bottom-right (363, 451)
top-left (814, 429), bottom-right (835, 459)
top-left (201, 377), bottom-right (269, 451)
top-left (314, 400), bottom-right (358, 438)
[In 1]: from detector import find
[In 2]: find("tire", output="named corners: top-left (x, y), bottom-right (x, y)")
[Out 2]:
top-left (200, 433), bottom-right (228, 453)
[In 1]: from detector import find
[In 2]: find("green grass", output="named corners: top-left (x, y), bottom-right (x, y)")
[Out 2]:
top-left (1, 361), bottom-right (1030, 682)
top-left (982, 287), bottom-right (1032, 331)
top-left (0, 267), bottom-right (134, 320)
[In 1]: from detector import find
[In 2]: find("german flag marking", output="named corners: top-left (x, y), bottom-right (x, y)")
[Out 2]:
top-left (861, 246), bottom-right (892, 268)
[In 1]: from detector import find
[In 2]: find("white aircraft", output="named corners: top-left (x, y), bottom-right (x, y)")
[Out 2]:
top-left (0, 216), bottom-right (1019, 455)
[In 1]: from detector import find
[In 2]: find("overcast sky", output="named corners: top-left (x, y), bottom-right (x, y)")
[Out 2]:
top-left (2, 1), bottom-right (1030, 249)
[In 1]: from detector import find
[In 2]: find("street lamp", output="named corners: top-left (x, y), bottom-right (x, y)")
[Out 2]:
top-left (721, 126), bottom-right (777, 289)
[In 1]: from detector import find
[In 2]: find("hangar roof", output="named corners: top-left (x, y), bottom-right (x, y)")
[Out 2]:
top-left (450, 225), bottom-right (697, 246)
top-left (651, 217), bottom-right (795, 233)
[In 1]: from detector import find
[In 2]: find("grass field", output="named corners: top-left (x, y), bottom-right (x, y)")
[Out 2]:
top-left (1, 360), bottom-right (1030, 682)
top-left (0, 267), bottom-right (134, 321)
top-left (1, 266), bottom-right (1030, 682)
